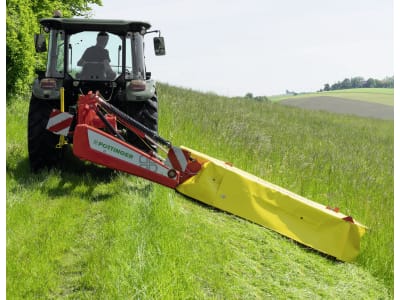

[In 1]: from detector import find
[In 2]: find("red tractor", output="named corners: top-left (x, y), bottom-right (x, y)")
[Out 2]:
top-left (30, 12), bottom-right (166, 171)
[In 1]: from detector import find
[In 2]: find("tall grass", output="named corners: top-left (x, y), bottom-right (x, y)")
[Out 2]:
top-left (157, 84), bottom-right (393, 289)
top-left (7, 85), bottom-right (393, 298)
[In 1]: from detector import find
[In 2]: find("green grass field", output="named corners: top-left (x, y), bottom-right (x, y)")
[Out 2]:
top-left (271, 88), bottom-right (394, 106)
top-left (7, 85), bottom-right (394, 298)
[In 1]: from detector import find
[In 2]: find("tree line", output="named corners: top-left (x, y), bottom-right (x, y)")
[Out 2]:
top-left (321, 76), bottom-right (394, 91)
top-left (6, 0), bottom-right (102, 99)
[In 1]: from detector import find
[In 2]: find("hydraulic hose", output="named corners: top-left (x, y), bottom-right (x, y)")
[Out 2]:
top-left (96, 95), bottom-right (172, 148)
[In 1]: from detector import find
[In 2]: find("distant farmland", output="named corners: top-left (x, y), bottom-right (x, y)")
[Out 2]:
top-left (273, 88), bottom-right (394, 120)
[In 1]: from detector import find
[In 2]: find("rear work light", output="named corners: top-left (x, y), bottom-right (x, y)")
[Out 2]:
top-left (128, 79), bottom-right (146, 91)
top-left (40, 78), bottom-right (57, 89)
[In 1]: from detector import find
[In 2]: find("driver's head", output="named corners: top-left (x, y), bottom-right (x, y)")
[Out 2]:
top-left (96, 32), bottom-right (109, 48)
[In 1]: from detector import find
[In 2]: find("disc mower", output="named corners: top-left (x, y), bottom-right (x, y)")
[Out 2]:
top-left (30, 12), bottom-right (366, 262)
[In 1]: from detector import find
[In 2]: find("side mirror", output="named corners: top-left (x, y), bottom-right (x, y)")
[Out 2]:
top-left (153, 37), bottom-right (166, 56)
top-left (34, 34), bottom-right (47, 52)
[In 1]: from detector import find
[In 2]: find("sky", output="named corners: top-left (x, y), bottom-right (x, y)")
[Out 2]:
top-left (90, 0), bottom-right (393, 97)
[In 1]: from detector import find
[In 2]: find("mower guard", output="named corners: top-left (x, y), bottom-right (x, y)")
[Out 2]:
top-left (176, 147), bottom-right (366, 262)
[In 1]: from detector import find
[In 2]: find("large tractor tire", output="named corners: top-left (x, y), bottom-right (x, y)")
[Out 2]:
top-left (125, 95), bottom-right (158, 152)
top-left (28, 96), bottom-right (62, 172)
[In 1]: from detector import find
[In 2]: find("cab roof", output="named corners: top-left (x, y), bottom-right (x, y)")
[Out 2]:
top-left (40, 18), bottom-right (151, 34)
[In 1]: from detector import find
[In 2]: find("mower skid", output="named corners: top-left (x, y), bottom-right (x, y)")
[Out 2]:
top-left (176, 146), bottom-right (366, 262)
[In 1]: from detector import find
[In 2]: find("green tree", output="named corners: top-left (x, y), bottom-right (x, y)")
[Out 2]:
top-left (365, 78), bottom-right (376, 88)
top-left (331, 82), bottom-right (340, 90)
top-left (322, 76), bottom-right (393, 91)
top-left (341, 78), bottom-right (352, 89)
top-left (350, 76), bottom-right (364, 88)
top-left (382, 76), bottom-right (394, 88)
top-left (6, 0), bottom-right (37, 97)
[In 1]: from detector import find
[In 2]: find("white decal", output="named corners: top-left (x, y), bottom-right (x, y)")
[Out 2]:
top-left (88, 130), bottom-right (169, 177)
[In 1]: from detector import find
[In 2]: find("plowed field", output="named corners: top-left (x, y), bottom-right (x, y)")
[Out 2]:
top-left (280, 96), bottom-right (393, 120)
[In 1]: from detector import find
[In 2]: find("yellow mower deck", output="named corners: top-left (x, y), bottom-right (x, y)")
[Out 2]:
top-left (177, 147), bottom-right (366, 262)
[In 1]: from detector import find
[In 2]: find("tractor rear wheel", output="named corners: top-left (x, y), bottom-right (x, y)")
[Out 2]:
top-left (125, 95), bottom-right (158, 152)
top-left (28, 95), bottom-right (62, 172)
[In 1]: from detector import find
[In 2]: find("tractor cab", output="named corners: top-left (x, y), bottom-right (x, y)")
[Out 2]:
top-left (29, 15), bottom-right (166, 171)
top-left (33, 17), bottom-right (165, 102)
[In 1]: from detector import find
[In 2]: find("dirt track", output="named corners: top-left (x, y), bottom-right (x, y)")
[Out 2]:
top-left (279, 96), bottom-right (393, 120)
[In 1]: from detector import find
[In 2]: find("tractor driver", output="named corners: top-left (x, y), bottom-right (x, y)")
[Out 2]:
top-left (77, 31), bottom-right (116, 79)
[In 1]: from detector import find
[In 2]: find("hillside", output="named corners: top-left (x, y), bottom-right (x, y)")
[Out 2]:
top-left (7, 85), bottom-right (393, 298)
top-left (271, 88), bottom-right (394, 106)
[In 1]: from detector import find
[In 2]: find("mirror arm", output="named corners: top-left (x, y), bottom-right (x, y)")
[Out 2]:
top-left (145, 30), bottom-right (161, 37)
